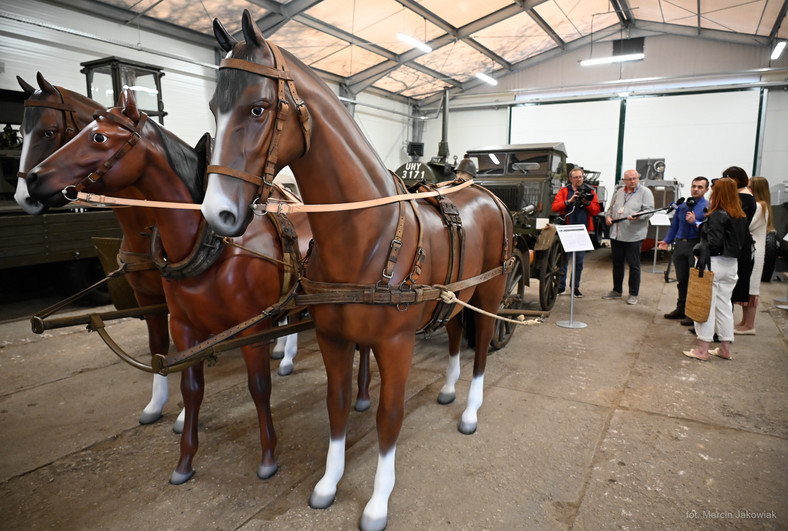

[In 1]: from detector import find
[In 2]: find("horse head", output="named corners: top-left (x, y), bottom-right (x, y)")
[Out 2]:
top-left (16, 73), bottom-right (105, 214)
top-left (27, 88), bottom-right (149, 207)
top-left (202, 9), bottom-right (312, 237)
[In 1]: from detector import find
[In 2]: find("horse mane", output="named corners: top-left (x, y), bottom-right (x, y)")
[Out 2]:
top-left (146, 119), bottom-right (205, 203)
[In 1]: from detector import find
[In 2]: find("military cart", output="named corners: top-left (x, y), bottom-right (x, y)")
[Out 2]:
top-left (464, 143), bottom-right (568, 313)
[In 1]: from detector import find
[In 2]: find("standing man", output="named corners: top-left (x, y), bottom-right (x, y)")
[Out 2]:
top-left (603, 169), bottom-right (655, 305)
top-left (552, 167), bottom-right (601, 297)
top-left (658, 176), bottom-right (709, 322)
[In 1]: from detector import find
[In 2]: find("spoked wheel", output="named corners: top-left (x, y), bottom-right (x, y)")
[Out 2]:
top-left (538, 239), bottom-right (566, 311)
top-left (491, 249), bottom-right (526, 351)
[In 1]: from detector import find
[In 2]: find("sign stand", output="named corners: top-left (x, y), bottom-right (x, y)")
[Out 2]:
top-left (649, 212), bottom-right (671, 273)
top-left (555, 225), bottom-right (594, 329)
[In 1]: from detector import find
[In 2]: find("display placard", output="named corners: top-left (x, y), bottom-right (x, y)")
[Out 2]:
top-left (555, 224), bottom-right (594, 253)
top-left (650, 213), bottom-right (671, 226)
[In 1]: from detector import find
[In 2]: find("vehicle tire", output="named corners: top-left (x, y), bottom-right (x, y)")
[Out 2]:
top-left (538, 239), bottom-right (565, 311)
top-left (60, 259), bottom-right (112, 306)
top-left (490, 249), bottom-right (526, 351)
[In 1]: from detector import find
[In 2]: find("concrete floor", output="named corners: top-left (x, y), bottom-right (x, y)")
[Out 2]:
top-left (0, 247), bottom-right (786, 530)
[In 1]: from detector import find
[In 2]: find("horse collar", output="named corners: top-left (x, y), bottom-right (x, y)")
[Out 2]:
top-left (207, 42), bottom-right (312, 203)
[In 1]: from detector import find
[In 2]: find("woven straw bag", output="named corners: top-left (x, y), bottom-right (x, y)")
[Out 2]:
top-left (685, 267), bottom-right (714, 322)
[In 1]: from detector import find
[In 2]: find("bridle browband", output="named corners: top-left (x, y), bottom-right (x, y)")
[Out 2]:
top-left (62, 109), bottom-right (148, 200)
top-left (206, 42), bottom-right (312, 203)
top-left (19, 86), bottom-right (90, 179)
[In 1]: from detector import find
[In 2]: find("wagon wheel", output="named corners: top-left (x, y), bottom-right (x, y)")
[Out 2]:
top-left (538, 240), bottom-right (565, 311)
top-left (490, 249), bottom-right (526, 351)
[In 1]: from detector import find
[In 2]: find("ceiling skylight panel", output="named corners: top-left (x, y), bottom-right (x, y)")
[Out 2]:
top-left (413, 40), bottom-right (493, 83)
top-left (471, 12), bottom-right (555, 64)
top-left (419, 0), bottom-right (512, 29)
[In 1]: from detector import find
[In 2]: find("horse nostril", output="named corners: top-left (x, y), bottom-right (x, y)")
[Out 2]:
top-left (218, 210), bottom-right (237, 228)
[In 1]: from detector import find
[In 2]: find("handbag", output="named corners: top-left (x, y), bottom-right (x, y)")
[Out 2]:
top-left (685, 266), bottom-right (714, 323)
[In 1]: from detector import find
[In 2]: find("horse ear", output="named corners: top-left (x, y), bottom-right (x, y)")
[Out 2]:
top-left (17, 76), bottom-right (36, 96)
top-left (241, 9), bottom-right (265, 47)
top-left (36, 72), bottom-right (58, 95)
top-left (119, 88), bottom-right (141, 122)
top-left (213, 18), bottom-right (237, 52)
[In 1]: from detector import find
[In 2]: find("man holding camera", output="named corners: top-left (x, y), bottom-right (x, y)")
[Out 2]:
top-left (552, 167), bottom-right (601, 297)
top-left (658, 176), bottom-right (709, 323)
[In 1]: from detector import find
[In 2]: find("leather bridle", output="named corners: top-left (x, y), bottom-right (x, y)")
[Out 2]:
top-left (19, 86), bottom-right (89, 179)
top-left (206, 42), bottom-right (312, 203)
top-left (62, 110), bottom-right (148, 200)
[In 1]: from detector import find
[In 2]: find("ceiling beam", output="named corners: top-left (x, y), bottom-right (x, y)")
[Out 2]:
top-left (522, 5), bottom-right (565, 47)
top-left (608, 0), bottom-right (635, 26)
top-left (347, 3), bottom-right (528, 94)
top-left (39, 0), bottom-right (217, 48)
top-left (770, 0), bottom-right (788, 40)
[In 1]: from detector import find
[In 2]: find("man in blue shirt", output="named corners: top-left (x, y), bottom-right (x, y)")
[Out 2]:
top-left (658, 176), bottom-right (709, 322)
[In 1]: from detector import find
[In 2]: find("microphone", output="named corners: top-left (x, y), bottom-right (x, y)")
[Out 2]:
top-left (665, 197), bottom-right (685, 214)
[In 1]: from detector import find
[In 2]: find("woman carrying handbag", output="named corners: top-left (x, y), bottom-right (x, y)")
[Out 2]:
top-left (684, 177), bottom-right (750, 361)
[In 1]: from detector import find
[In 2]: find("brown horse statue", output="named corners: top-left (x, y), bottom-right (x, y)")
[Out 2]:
top-left (200, 11), bottom-right (514, 531)
top-left (15, 74), bottom-right (176, 427)
top-left (26, 89), bottom-right (367, 484)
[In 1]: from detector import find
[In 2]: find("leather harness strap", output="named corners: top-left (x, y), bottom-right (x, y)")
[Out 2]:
top-left (19, 87), bottom-right (90, 179)
top-left (69, 110), bottom-right (148, 194)
top-left (117, 249), bottom-right (157, 273)
top-left (210, 43), bottom-right (312, 201)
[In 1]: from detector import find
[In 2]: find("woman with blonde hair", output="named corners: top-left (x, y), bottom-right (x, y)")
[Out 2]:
top-left (684, 177), bottom-right (750, 361)
top-left (735, 176), bottom-right (774, 334)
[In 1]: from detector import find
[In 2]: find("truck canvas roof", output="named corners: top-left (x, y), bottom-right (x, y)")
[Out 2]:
top-left (466, 143), bottom-right (567, 156)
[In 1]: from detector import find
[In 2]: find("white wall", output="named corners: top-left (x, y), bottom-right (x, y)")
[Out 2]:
top-left (0, 0), bottom-right (217, 146)
top-left (760, 89), bottom-right (788, 188)
top-left (420, 107), bottom-right (509, 163)
top-left (510, 99), bottom-right (621, 191)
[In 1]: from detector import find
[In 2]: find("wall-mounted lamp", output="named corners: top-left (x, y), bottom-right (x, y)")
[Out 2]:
top-left (580, 53), bottom-right (645, 66)
top-left (397, 33), bottom-right (432, 53)
top-left (476, 72), bottom-right (498, 85)
top-left (771, 41), bottom-right (786, 60)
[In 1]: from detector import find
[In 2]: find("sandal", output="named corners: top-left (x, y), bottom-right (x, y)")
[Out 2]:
top-left (709, 348), bottom-right (732, 360)
top-left (683, 349), bottom-right (709, 361)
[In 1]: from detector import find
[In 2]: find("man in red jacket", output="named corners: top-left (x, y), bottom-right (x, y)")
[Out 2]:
top-left (552, 167), bottom-right (601, 297)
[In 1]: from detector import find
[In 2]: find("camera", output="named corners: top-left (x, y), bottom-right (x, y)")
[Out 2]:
top-left (577, 184), bottom-right (595, 202)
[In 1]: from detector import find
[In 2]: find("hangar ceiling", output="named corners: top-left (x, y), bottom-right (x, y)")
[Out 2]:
top-left (42, 0), bottom-right (788, 104)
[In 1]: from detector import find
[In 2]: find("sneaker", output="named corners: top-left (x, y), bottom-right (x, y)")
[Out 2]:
top-left (558, 288), bottom-right (567, 295)
top-left (626, 295), bottom-right (638, 305)
top-left (602, 290), bottom-right (622, 299)
top-left (574, 289), bottom-right (583, 298)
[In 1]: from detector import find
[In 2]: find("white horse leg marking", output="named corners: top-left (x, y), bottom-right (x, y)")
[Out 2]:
top-left (277, 332), bottom-right (298, 376)
top-left (437, 352), bottom-right (461, 404)
top-left (271, 318), bottom-right (288, 359)
top-left (172, 407), bottom-right (186, 434)
top-left (139, 373), bottom-right (169, 424)
top-left (310, 436), bottom-right (346, 509)
top-left (459, 374), bottom-right (484, 434)
top-left (360, 448), bottom-right (396, 531)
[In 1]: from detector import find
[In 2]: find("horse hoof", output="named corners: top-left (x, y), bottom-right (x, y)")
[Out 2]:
top-left (354, 398), bottom-right (371, 412)
top-left (437, 391), bottom-right (455, 405)
top-left (257, 462), bottom-right (278, 480)
top-left (172, 418), bottom-right (184, 434)
top-left (139, 410), bottom-right (163, 425)
top-left (170, 469), bottom-right (195, 485)
top-left (277, 364), bottom-right (293, 376)
top-left (309, 490), bottom-right (336, 510)
top-left (271, 349), bottom-right (284, 360)
top-left (360, 513), bottom-right (388, 531)
top-left (458, 420), bottom-right (477, 435)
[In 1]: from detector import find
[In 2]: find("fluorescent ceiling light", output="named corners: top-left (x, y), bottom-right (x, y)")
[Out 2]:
top-left (771, 41), bottom-right (786, 60)
top-left (397, 33), bottom-right (431, 53)
top-left (476, 72), bottom-right (498, 86)
top-left (580, 53), bottom-right (645, 67)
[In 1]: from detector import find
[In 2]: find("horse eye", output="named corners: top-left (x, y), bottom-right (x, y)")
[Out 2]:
top-left (250, 106), bottom-right (264, 117)
top-left (93, 133), bottom-right (107, 143)
top-left (44, 130), bottom-right (55, 138)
